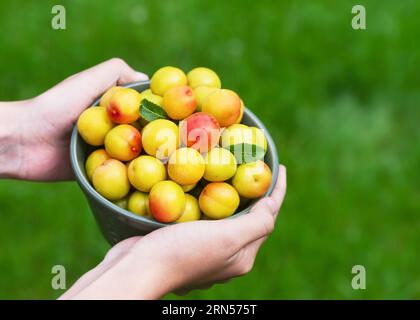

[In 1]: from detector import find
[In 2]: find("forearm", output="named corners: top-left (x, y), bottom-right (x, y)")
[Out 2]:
top-left (61, 245), bottom-right (177, 300)
top-left (0, 101), bottom-right (30, 179)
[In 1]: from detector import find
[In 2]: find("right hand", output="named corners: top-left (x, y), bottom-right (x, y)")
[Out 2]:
top-left (61, 165), bottom-right (286, 299)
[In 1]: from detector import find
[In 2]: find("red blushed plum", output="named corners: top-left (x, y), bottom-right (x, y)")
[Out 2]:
top-left (104, 124), bottom-right (142, 161)
top-left (162, 85), bottom-right (197, 120)
top-left (199, 182), bottom-right (240, 219)
top-left (202, 89), bottom-right (241, 127)
top-left (179, 112), bottom-right (221, 153)
top-left (148, 181), bottom-right (186, 223)
top-left (232, 160), bottom-right (272, 198)
top-left (92, 159), bottom-right (130, 201)
top-left (107, 88), bottom-right (142, 124)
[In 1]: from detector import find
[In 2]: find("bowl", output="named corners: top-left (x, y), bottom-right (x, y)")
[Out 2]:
top-left (70, 81), bottom-right (279, 245)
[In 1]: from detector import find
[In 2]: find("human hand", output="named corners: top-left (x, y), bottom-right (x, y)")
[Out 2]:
top-left (2, 58), bottom-right (147, 181)
top-left (61, 165), bottom-right (286, 299)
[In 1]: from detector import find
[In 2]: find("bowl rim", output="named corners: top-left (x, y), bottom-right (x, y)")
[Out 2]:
top-left (70, 80), bottom-right (279, 228)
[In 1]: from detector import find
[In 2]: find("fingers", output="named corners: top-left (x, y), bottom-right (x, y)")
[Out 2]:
top-left (40, 58), bottom-right (149, 110)
top-left (244, 235), bottom-right (267, 261)
top-left (59, 236), bottom-right (142, 299)
top-left (65, 58), bottom-right (148, 99)
top-left (266, 165), bottom-right (287, 216)
top-left (102, 236), bottom-right (142, 264)
top-left (82, 57), bottom-right (148, 87)
top-left (225, 165), bottom-right (287, 246)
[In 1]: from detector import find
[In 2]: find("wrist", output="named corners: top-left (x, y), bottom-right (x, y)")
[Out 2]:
top-left (0, 100), bottom-right (32, 179)
top-left (69, 247), bottom-right (178, 299)
top-left (121, 250), bottom-right (177, 299)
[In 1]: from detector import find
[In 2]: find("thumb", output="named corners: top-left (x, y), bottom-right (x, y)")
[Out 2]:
top-left (39, 58), bottom-right (148, 109)
top-left (221, 165), bottom-right (287, 247)
top-left (76, 57), bottom-right (149, 88)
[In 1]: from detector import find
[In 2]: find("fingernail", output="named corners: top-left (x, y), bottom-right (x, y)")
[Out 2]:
top-left (135, 71), bottom-right (149, 81)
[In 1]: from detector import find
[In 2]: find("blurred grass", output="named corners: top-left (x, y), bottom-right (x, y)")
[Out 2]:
top-left (0, 0), bottom-right (419, 299)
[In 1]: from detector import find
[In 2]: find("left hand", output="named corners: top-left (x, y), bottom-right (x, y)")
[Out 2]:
top-left (14, 58), bottom-right (148, 181)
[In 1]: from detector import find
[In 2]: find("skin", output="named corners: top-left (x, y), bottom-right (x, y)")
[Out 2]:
top-left (232, 160), bottom-right (273, 198)
top-left (202, 89), bottom-right (241, 127)
top-left (0, 58), bottom-right (147, 181)
top-left (199, 182), bottom-right (240, 219)
top-left (104, 124), bottom-right (142, 161)
top-left (162, 85), bottom-right (197, 120)
top-left (127, 155), bottom-right (166, 192)
top-left (0, 58), bottom-right (287, 300)
top-left (77, 106), bottom-right (115, 146)
top-left (85, 149), bottom-right (111, 181)
top-left (62, 168), bottom-right (285, 299)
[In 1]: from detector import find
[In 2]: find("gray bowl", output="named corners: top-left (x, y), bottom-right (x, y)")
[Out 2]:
top-left (70, 81), bottom-right (279, 245)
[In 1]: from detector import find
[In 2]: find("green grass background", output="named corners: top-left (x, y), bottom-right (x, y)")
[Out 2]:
top-left (0, 0), bottom-right (419, 299)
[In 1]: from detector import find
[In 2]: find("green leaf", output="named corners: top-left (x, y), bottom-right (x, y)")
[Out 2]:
top-left (228, 143), bottom-right (265, 164)
top-left (140, 99), bottom-right (168, 122)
